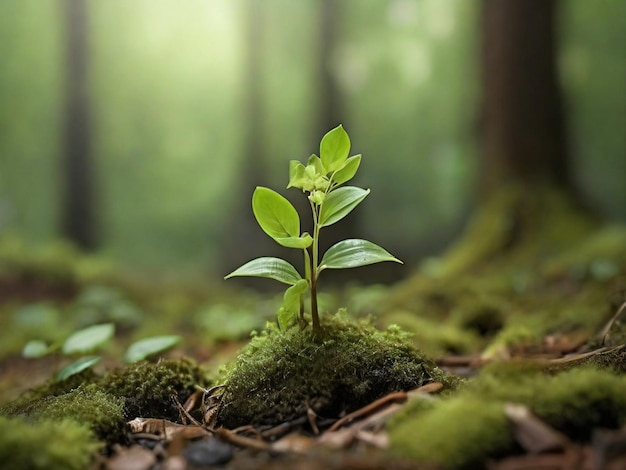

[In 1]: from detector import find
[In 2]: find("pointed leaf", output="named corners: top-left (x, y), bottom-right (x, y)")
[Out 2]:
top-left (124, 335), bottom-right (181, 363)
top-left (277, 307), bottom-right (296, 331)
top-left (320, 125), bottom-right (350, 172)
top-left (252, 187), bottom-right (300, 244)
top-left (62, 323), bottom-right (114, 355)
top-left (56, 356), bottom-right (101, 382)
top-left (225, 257), bottom-right (302, 285)
top-left (319, 239), bottom-right (403, 272)
top-left (287, 161), bottom-right (306, 189)
top-left (319, 186), bottom-right (370, 227)
top-left (282, 279), bottom-right (308, 312)
top-left (332, 155), bottom-right (361, 185)
top-left (277, 279), bottom-right (308, 330)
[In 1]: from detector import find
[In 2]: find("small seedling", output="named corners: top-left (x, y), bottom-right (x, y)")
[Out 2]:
top-left (225, 125), bottom-right (402, 336)
top-left (23, 322), bottom-right (181, 381)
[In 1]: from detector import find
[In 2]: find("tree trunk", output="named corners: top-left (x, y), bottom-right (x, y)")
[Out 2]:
top-left (316, 0), bottom-right (344, 142)
top-left (480, 0), bottom-right (569, 196)
top-left (61, 0), bottom-right (97, 250)
top-left (314, 0), bottom-right (364, 284)
top-left (436, 0), bottom-right (593, 277)
top-left (220, 0), bottom-right (273, 279)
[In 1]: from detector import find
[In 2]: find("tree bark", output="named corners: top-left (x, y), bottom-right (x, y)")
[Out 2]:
top-left (61, 0), bottom-right (97, 250)
top-left (480, 0), bottom-right (570, 196)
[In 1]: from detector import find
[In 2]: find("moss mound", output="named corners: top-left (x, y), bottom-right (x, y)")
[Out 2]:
top-left (217, 312), bottom-right (459, 428)
top-left (1, 357), bottom-right (210, 445)
top-left (101, 357), bottom-right (210, 421)
top-left (0, 416), bottom-right (100, 470)
top-left (26, 385), bottom-right (126, 442)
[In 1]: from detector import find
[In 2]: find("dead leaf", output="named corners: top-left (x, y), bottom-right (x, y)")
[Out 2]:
top-left (504, 403), bottom-right (569, 454)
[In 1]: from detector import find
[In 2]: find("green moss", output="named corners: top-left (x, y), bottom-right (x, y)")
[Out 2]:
top-left (0, 416), bottom-right (100, 470)
top-left (100, 357), bottom-right (210, 421)
top-left (2, 357), bottom-right (210, 446)
top-left (526, 368), bottom-right (626, 440)
top-left (26, 385), bottom-right (126, 442)
top-left (470, 366), bottom-right (626, 440)
top-left (390, 396), bottom-right (513, 469)
top-left (0, 368), bottom-right (98, 416)
top-left (382, 311), bottom-right (480, 356)
top-left (389, 365), bottom-right (626, 468)
top-left (217, 312), bottom-right (459, 428)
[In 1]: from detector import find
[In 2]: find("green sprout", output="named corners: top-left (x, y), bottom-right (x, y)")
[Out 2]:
top-left (225, 125), bottom-right (402, 336)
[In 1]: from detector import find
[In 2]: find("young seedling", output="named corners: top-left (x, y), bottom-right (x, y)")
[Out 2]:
top-left (225, 125), bottom-right (402, 336)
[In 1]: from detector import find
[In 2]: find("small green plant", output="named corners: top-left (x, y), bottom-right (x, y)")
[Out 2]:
top-left (23, 322), bottom-right (181, 381)
top-left (225, 125), bottom-right (402, 335)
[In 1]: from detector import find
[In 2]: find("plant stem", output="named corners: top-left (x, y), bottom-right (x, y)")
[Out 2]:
top-left (310, 275), bottom-right (320, 334)
top-left (309, 199), bottom-right (321, 336)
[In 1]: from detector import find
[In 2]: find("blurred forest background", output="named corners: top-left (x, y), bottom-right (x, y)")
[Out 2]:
top-left (0, 0), bottom-right (624, 282)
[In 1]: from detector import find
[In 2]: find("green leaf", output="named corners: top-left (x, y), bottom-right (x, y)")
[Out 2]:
top-left (281, 279), bottom-right (308, 313)
top-left (62, 323), bottom-right (114, 355)
top-left (56, 356), bottom-right (101, 382)
top-left (332, 155), bottom-right (361, 185)
top-left (307, 154), bottom-right (326, 175)
top-left (274, 233), bottom-right (313, 249)
top-left (320, 125), bottom-right (350, 172)
top-left (319, 239), bottom-right (403, 272)
top-left (252, 187), bottom-right (301, 246)
top-left (22, 340), bottom-right (51, 358)
top-left (277, 307), bottom-right (296, 331)
top-left (225, 257), bottom-right (302, 285)
top-left (278, 279), bottom-right (308, 329)
top-left (287, 160), bottom-right (306, 189)
top-left (319, 186), bottom-right (370, 227)
top-left (124, 335), bottom-right (181, 363)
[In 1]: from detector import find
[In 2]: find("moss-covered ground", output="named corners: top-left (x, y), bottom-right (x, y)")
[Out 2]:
top-left (0, 216), bottom-right (625, 468)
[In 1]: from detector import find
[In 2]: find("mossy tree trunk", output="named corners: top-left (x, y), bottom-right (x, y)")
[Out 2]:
top-left (439, 0), bottom-right (592, 276)
top-left (61, 0), bottom-right (98, 251)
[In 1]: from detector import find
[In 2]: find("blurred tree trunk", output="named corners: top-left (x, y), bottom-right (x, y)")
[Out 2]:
top-left (220, 0), bottom-right (273, 278)
top-left (316, 0), bottom-right (343, 142)
top-left (314, 0), bottom-right (363, 282)
top-left (479, 0), bottom-right (569, 195)
top-left (61, 0), bottom-right (98, 250)
top-left (438, 0), bottom-right (593, 276)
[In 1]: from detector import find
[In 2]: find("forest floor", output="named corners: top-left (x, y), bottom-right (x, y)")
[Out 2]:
top-left (1, 219), bottom-right (626, 469)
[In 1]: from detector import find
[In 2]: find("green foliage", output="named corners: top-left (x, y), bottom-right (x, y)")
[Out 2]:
top-left (226, 125), bottom-right (402, 334)
top-left (56, 356), bottom-right (102, 382)
top-left (217, 312), bottom-right (458, 428)
top-left (62, 323), bottom-right (115, 355)
top-left (0, 416), bottom-right (100, 470)
top-left (124, 335), bottom-right (181, 363)
top-left (22, 313), bottom-right (184, 381)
